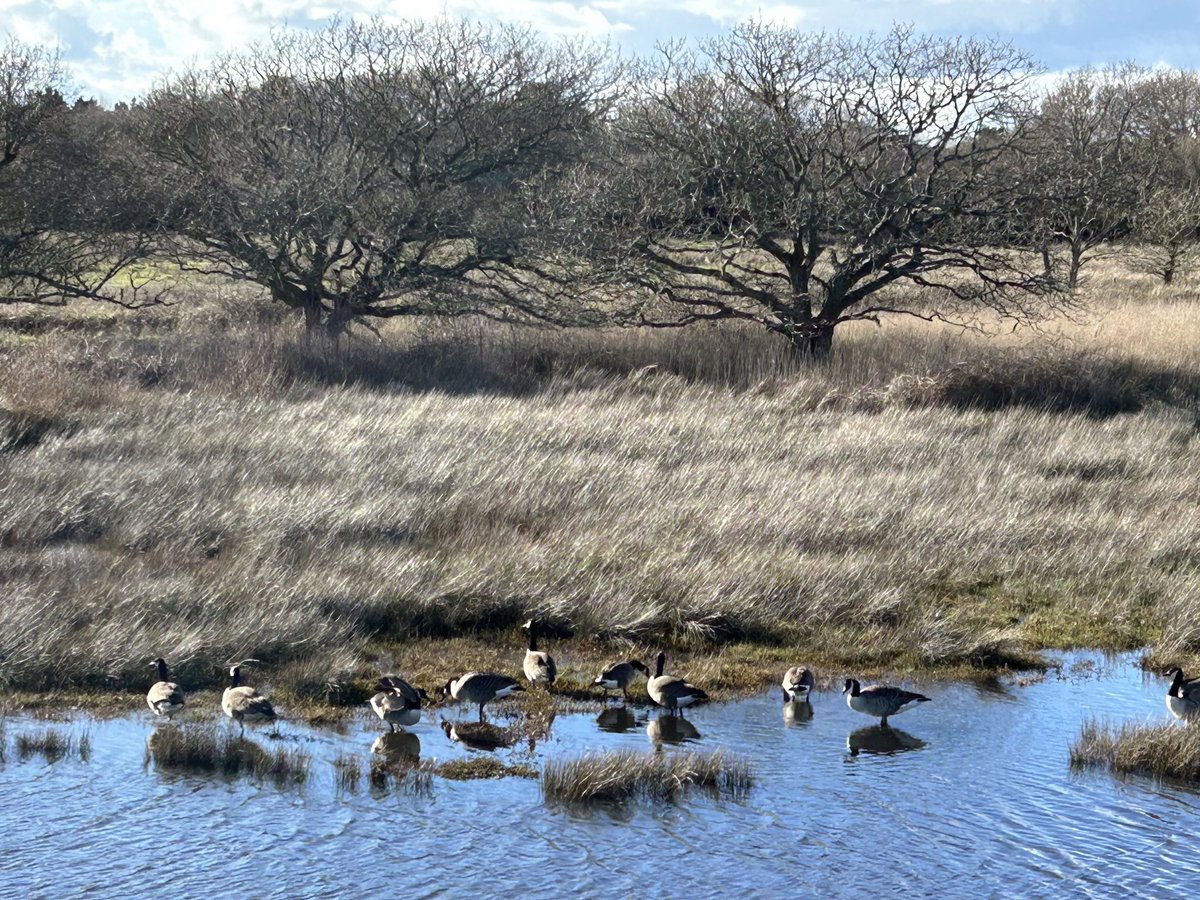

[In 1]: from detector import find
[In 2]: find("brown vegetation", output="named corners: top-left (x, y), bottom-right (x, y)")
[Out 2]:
top-left (1070, 718), bottom-right (1200, 782)
top-left (0, 258), bottom-right (1198, 702)
top-left (541, 748), bottom-right (753, 804)
top-left (144, 725), bottom-right (309, 784)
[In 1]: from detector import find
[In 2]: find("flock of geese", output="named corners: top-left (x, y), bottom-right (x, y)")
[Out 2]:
top-left (146, 622), bottom-right (1200, 740)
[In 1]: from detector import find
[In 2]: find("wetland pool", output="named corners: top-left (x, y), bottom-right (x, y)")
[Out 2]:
top-left (1, 651), bottom-right (1197, 898)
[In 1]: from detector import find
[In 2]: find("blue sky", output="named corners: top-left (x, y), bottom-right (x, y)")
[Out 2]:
top-left (3, 0), bottom-right (1199, 103)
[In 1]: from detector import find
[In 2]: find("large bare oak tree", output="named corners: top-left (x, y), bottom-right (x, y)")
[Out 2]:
top-left (140, 20), bottom-right (617, 336)
top-left (541, 25), bottom-right (1064, 355)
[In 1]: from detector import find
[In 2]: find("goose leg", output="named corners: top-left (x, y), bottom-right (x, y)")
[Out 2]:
top-left (478, 703), bottom-right (485, 723)
top-left (880, 716), bottom-right (889, 728)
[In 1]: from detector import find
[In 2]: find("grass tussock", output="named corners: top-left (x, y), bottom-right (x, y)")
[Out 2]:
top-left (0, 255), bottom-right (1199, 694)
top-left (14, 727), bottom-right (91, 763)
top-left (368, 758), bottom-right (434, 795)
top-left (1071, 718), bottom-right (1200, 780)
top-left (1070, 718), bottom-right (1200, 782)
top-left (145, 725), bottom-right (309, 785)
top-left (542, 748), bottom-right (753, 804)
top-left (333, 752), bottom-right (363, 793)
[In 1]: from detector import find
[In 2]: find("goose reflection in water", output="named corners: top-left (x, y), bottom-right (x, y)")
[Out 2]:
top-left (371, 731), bottom-right (420, 765)
top-left (647, 713), bottom-right (701, 746)
top-left (846, 725), bottom-right (926, 758)
top-left (440, 719), bottom-right (518, 751)
top-left (596, 705), bottom-right (639, 734)
top-left (783, 698), bottom-right (814, 725)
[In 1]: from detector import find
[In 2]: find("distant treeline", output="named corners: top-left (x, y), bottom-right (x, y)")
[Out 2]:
top-left (3, 21), bottom-right (1199, 353)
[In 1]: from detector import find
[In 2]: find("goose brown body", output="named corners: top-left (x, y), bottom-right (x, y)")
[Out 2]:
top-left (1165, 667), bottom-right (1200, 721)
top-left (646, 652), bottom-right (708, 715)
top-left (370, 677), bottom-right (423, 732)
top-left (593, 659), bottom-right (649, 701)
top-left (443, 671), bottom-right (524, 721)
top-left (146, 657), bottom-right (185, 718)
top-left (843, 678), bottom-right (930, 727)
top-left (222, 662), bottom-right (276, 735)
top-left (781, 666), bottom-right (815, 702)
top-left (521, 620), bottom-right (557, 685)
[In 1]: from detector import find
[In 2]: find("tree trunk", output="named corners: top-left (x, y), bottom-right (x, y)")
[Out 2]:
top-left (1067, 241), bottom-right (1083, 290)
top-left (302, 301), bottom-right (324, 333)
top-left (788, 321), bottom-right (835, 359)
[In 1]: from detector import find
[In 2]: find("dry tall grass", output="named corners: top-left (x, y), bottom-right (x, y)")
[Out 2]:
top-left (541, 748), bottom-right (753, 803)
top-left (0, 256), bottom-right (1198, 693)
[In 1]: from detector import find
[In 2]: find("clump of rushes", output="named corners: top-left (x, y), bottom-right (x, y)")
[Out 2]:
top-left (368, 759), bottom-right (434, 796)
top-left (1070, 719), bottom-right (1200, 782)
top-left (542, 749), bottom-right (753, 804)
top-left (333, 752), bottom-right (362, 793)
top-left (14, 727), bottom-right (90, 763)
top-left (145, 725), bottom-right (309, 785)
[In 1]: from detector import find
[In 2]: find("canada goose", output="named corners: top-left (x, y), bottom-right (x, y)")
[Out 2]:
top-left (1165, 667), bottom-right (1200, 722)
top-left (369, 678), bottom-right (422, 732)
top-left (379, 674), bottom-right (429, 708)
top-left (222, 660), bottom-right (276, 735)
top-left (593, 659), bottom-right (650, 702)
top-left (521, 619), bottom-right (557, 685)
top-left (842, 678), bottom-right (930, 727)
top-left (646, 652), bottom-right (709, 716)
top-left (441, 672), bottom-right (524, 722)
top-left (782, 666), bottom-right (815, 702)
top-left (146, 657), bottom-right (185, 718)
top-left (647, 713), bottom-right (701, 745)
top-left (847, 725), bottom-right (926, 757)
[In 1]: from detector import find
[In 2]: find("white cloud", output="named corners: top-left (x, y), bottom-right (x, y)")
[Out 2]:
top-left (1, 0), bottom-right (1194, 102)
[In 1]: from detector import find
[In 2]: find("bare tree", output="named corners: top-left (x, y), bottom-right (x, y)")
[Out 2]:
top-left (1127, 69), bottom-right (1200, 283)
top-left (139, 19), bottom-right (617, 336)
top-left (1023, 65), bottom-right (1150, 289)
top-left (0, 38), bottom-right (150, 305)
top-left (536, 24), bottom-right (1061, 356)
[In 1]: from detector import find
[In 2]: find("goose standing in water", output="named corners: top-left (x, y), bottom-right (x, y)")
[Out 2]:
top-left (781, 666), bottom-right (815, 702)
top-left (1165, 667), bottom-right (1200, 722)
top-left (146, 657), bottom-right (185, 719)
top-left (370, 676), bottom-right (424, 732)
top-left (222, 660), bottom-right (276, 735)
top-left (442, 672), bottom-right (524, 722)
top-left (646, 652), bottom-right (708, 716)
top-left (843, 678), bottom-right (930, 727)
top-left (521, 619), bottom-right (557, 686)
top-left (593, 659), bottom-right (649, 702)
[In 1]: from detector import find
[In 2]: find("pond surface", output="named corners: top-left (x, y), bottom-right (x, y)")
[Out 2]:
top-left (2, 652), bottom-right (1198, 898)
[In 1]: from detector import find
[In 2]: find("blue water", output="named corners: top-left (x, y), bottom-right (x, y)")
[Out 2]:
top-left (1, 652), bottom-right (1197, 898)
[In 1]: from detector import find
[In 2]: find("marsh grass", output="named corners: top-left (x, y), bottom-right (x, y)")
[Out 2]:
top-left (14, 727), bottom-right (90, 763)
top-left (368, 760), bottom-right (434, 795)
top-left (1070, 718), bottom-right (1200, 782)
top-left (145, 725), bottom-right (309, 785)
top-left (541, 748), bottom-right (753, 804)
top-left (333, 752), bottom-right (362, 793)
top-left (1, 255), bottom-right (1199, 695)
